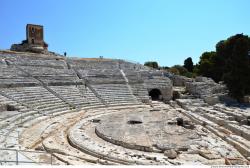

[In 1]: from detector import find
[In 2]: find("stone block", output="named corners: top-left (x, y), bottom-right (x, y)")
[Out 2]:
top-left (198, 150), bottom-right (221, 160)
top-left (164, 149), bottom-right (178, 159)
top-left (204, 96), bottom-right (220, 105)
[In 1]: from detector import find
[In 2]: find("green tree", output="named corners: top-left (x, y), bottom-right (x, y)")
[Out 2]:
top-left (196, 34), bottom-right (250, 101)
top-left (161, 66), bottom-right (170, 70)
top-left (221, 34), bottom-right (250, 101)
top-left (169, 65), bottom-right (195, 78)
top-left (197, 51), bottom-right (217, 80)
top-left (144, 61), bottom-right (159, 69)
top-left (184, 57), bottom-right (194, 72)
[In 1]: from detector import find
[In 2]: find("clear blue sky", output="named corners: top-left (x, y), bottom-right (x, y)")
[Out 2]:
top-left (1, 0), bottom-right (250, 67)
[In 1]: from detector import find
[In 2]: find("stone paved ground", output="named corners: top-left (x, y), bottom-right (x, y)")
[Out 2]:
top-left (14, 101), bottom-right (249, 165)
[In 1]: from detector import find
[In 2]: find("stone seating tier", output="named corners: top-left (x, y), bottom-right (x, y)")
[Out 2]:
top-left (91, 84), bottom-right (139, 105)
top-left (67, 59), bottom-right (119, 70)
top-left (123, 70), bottom-right (143, 83)
top-left (77, 69), bottom-right (126, 84)
top-left (49, 85), bottom-right (103, 108)
top-left (123, 70), bottom-right (166, 84)
top-left (0, 52), bottom-right (67, 69)
top-left (175, 99), bottom-right (250, 158)
top-left (0, 67), bottom-right (39, 87)
top-left (130, 84), bottom-right (151, 103)
top-left (0, 86), bottom-right (71, 113)
top-left (118, 61), bottom-right (149, 70)
top-left (19, 66), bottom-right (80, 85)
top-left (67, 58), bottom-right (150, 71)
top-left (145, 77), bottom-right (172, 88)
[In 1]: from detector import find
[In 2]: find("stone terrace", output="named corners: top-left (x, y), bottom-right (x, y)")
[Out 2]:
top-left (0, 50), bottom-right (249, 165)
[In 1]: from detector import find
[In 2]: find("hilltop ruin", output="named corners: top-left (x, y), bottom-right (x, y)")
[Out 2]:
top-left (10, 24), bottom-right (48, 54)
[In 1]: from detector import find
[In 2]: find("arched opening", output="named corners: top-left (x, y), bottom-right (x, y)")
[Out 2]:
top-left (149, 89), bottom-right (162, 101)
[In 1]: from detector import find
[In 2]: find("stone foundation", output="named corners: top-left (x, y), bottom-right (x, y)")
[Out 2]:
top-left (10, 43), bottom-right (48, 54)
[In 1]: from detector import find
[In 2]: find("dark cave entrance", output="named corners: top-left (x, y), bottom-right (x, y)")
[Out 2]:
top-left (149, 89), bottom-right (162, 101)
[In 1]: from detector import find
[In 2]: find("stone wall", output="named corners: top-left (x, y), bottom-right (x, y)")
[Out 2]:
top-left (26, 24), bottom-right (44, 46)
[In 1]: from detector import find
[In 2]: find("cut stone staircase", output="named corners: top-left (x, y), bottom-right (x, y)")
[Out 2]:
top-left (0, 87), bottom-right (71, 114)
top-left (91, 84), bottom-right (140, 106)
top-left (49, 85), bottom-right (103, 108)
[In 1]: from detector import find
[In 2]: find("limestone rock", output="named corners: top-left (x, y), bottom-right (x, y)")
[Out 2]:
top-left (225, 158), bottom-right (250, 165)
top-left (171, 75), bottom-right (193, 87)
top-left (204, 96), bottom-right (220, 105)
top-left (185, 76), bottom-right (228, 104)
top-left (198, 150), bottom-right (221, 160)
top-left (164, 149), bottom-right (178, 159)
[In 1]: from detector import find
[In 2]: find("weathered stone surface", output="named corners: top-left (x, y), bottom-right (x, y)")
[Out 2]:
top-left (145, 76), bottom-right (173, 101)
top-left (11, 43), bottom-right (48, 53)
top-left (94, 102), bottom-right (201, 155)
top-left (204, 96), bottom-right (220, 105)
top-left (164, 149), bottom-right (178, 159)
top-left (185, 76), bottom-right (228, 104)
top-left (198, 150), bottom-right (221, 160)
top-left (171, 75), bottom-right (193, 87)
top-left (225, 158), bottom-right (250, 165)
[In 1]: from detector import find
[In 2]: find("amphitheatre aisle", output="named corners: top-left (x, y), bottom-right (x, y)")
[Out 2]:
top-left (0, 50), bottom-right (249, 165)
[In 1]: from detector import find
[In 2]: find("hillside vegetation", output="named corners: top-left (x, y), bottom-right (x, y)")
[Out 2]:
top-left (145, 34), bottom-right (250, 101)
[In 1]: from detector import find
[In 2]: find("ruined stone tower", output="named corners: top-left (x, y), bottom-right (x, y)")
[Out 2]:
top-left (26, 24), bottom-right (44, 46)
top-left (10, 24), bottom-right (48, 52)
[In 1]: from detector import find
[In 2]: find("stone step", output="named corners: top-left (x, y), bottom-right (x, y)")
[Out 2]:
top-left (35, 102), bottom-right (68, 110)
top-left (195, 108), bottom-right (250, 141)
top-left (24, 99), bottom-right (63, 106)
top-left (0, 110), bottom-right (40, 129)
top-left (40, 106), bottom-right (70, 114)
top-left (226, 124), bottom-right (250, 141)
top-left (177, 108), bottom-right (250, 159)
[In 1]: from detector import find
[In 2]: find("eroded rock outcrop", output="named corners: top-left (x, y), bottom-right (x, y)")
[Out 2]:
top-left (185, 77), bottom-right (229, 105)
top-left (171, 75), bottom-right (193, 87)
